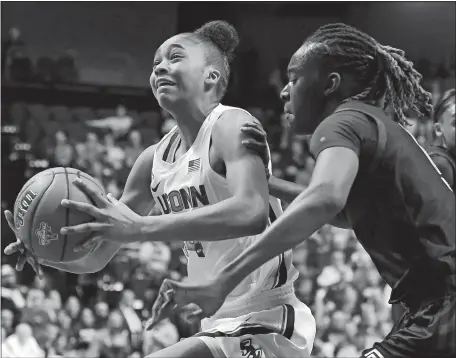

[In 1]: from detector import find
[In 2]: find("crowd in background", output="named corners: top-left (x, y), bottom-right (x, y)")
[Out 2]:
top-left (2, 24), bottom-right (456, 358)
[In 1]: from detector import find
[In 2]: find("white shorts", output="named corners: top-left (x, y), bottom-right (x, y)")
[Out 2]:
top-left (194, 296), bottom-right (316, 358)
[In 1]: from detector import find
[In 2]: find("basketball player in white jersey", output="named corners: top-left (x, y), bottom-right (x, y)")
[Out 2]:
top-left (4, 21), bottom-right (315, 358)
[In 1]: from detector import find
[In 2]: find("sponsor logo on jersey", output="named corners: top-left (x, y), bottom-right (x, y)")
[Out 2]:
top-left (240, 339), bottom-right (264, 358)
top-left (156, 184), bottom-right (209, 214)
top-left (15, 189), bottom-right (38, 228)
top-left (363, 348), bottom-right (384, 358)
top-left (35, 222), bottom-right (59, 246)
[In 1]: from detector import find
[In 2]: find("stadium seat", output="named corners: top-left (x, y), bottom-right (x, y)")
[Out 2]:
top-left (35, 56), bottom-right (56, 82)
top-left (27, 103), bottom-right (50, 122)
top-left (71, 106), bottom-right (96, 122)
top-left (49, 105), bottom-right (72, 123)
top-left (9, 102), bottom-right (28, 127)
top-left (96, 108), bottom-right (116, 119)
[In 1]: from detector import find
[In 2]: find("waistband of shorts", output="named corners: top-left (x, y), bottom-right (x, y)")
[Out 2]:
top-left (212, 285), bottom-right (297, 319)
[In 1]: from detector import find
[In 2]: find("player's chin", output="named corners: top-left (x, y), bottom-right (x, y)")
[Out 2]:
top-left (292, 119), bottom-right (311, 136)
top-left (156, 92), bottom-right (179, 109)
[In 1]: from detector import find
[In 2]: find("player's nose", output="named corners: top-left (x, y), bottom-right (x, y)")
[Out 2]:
top-left (153, 60), bottom-right (169, 77)
top-left (280, 84), bottom-right (290, 102)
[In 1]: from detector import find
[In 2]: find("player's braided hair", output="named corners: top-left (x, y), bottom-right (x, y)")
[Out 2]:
top-left (434, 88), bottom-right (455, 123)
top-left (304, 23), bottom-right (433, 126)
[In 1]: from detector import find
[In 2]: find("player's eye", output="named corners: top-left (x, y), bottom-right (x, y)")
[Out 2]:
top-left (170, 53), bottom-right (183, 61)
top-left (152, 60), bottom-right (161, 69)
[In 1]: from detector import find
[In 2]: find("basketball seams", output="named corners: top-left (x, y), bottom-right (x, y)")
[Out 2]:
top-left (60, 168), bottom-right (71, 262)
top-left (28, 171), bottom-right (56, 256)
top-left (15, 167), bottom-right (104, 262)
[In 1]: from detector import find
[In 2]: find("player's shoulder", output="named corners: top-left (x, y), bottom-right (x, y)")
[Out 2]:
top-left (322, 108), bottom-right (374, 128)
top-left (213, 105), bottom-right (260, 138)
top-left (314, 107), bottom-right (377, 140)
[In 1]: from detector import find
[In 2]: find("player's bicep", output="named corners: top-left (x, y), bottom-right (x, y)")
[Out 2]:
top-left (120, 145), bottom-right (157, 216)
top-left (213, 111), bottom-right (269, 209)
top-left (310, 147), bottom-right (359, 208)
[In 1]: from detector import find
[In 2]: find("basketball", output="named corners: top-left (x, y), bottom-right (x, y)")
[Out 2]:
top-left (13, 167), bottom-right (106, 262)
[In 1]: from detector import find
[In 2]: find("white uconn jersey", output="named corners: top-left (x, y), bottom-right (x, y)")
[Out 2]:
top-left (150, 104), bottom-right (298, 317)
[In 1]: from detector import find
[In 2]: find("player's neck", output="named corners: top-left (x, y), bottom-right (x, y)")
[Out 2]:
top-left (171, 100), bottom-right (220, 150)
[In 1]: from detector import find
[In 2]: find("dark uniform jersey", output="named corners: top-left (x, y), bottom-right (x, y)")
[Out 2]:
top-left (427, 143), bottom-right (456, 192)
top-left (310, 101), bottom-right (455, 304)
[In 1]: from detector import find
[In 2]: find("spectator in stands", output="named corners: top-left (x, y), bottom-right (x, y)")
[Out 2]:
top-left (119, 289), bottom-right (143, 350)
top-left (48, 130), bottom-right (75, 167)
top-left (125, 130), bottom-right (145, 168)
top-left (65, 295), bottom-right (81, 321)
top-left (1, 323), bottom-right (43, 358)
top-left (1, 265), bottom-right (25, 314)
top-left (85, 105), bottom-right (133, 139)
top-left (142, 317), bottom-right (179, 356)
top-left (55, 49), bottom-right (79, 83)
top-left (1, 309), bottom-right (15, 338)
top-left (98, 310), bottom-right (131, 358)
top-left (103, 132), bottom-right (125, 171)
top-left (57, 310), bottom-right (72, 332)
top-left (71, 308), bottom-right (97, 352)
top-left (1, 27), bottom-right (26, 79)
top-left (94, 301), bottom-right (110, 329)
top-left (75, 132), bottom-right (104, 172)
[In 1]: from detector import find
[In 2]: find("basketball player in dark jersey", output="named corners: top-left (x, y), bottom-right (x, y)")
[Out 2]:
top-left (157, 23), bottom-right (455, 358)
top-left (428, 89), bottom-right (455, 191)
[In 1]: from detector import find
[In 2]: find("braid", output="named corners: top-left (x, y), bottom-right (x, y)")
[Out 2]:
top-left (304, 23), bottom-right (433, 126)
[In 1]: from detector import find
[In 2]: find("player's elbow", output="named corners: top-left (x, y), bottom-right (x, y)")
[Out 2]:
top-left (315, 182), bottom-right (348, 214)
top-left (235, 196), bottom-right (269, 235)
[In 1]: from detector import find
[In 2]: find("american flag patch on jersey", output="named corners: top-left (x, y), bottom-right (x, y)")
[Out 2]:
top-left (188, 158), bottom-right (201, 173)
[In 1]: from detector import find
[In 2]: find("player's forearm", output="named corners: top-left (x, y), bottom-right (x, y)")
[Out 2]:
top-left (41, 241), bottom-right (121, 274)
top-left (218, 183), bottom-right (343, 292)
top-left (138, 197), bottom-right (268, 243)
top-left (268, 176), bottom-right (305, 203)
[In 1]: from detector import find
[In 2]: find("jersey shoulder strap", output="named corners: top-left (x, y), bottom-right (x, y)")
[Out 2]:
top-left (334, 101), bottom-right (387, 173)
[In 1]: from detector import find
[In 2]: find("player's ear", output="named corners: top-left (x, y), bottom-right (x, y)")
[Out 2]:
top-left (434, 122), bottom-right (443, 137)
top-left (324, 72), bottom-right (341, 96)
top-left (205, 68), bottom-right (221, 87)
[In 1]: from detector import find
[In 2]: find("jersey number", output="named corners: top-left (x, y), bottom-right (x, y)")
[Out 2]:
top-left (183, 241), bottom-right (205, 258)
top-left (403, 127), bottom-right (453, 192)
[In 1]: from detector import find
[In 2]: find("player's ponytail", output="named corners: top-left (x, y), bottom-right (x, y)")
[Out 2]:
top-left (376, 44), bottom-right (434, 125)
top-left (304, 23), bottom-right (433, 126)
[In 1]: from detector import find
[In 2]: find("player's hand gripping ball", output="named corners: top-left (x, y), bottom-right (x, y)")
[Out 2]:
top-left (9, 167), bottom-right (106, 263)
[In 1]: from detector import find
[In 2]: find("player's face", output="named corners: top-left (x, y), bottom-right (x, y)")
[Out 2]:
top-left (437, 100), bottom-right (455, 154)
top-left (280, 47), bottom-right (326, 135)
top-left (151, 34), bottom-right (208, 111)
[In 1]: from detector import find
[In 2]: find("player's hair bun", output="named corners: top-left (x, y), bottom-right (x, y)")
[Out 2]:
top-left (195, 20), bottom-right (239, 62)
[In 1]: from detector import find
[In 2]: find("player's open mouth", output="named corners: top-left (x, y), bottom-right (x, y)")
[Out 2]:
top-left (156, 78), bottom-right (176, 88)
